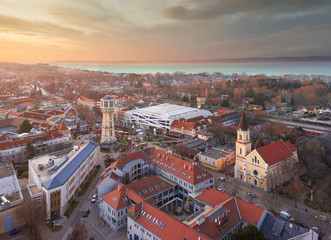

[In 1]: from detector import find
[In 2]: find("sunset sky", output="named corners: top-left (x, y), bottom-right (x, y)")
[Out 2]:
top-left (0, 0), bottom-right (331, 63)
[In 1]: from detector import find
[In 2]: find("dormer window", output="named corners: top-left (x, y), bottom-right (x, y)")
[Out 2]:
top-left (104, 101), bottom-right (108, 108)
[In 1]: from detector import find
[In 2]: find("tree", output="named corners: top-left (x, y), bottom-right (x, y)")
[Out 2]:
top-left (26, 141), bottom-right (36, 159)
top-left (66, 223), bottom-right (89, 240)
top-left (225, 180), bottom-right (241, 197)
top-left (182, 95), bottom-right (189, 102)
top-left (290, 95), bottom-right (295, 106)
top-left (262, 194), bottom-right (280, 214)
top-left (15, 199), bottom-right (45, 238)
top-left (230, 225), bottom-right (266, 240)
top-left (221, 99), bottom-right (230, 107)
top-left (20, 119), bottom-right (32, 133)
top-left (288, 176), bottom-right (304, 207)
top-left (254, 136), bottom-right (264, 149)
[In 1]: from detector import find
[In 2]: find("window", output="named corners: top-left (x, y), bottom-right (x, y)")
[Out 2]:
top-left (104, 101), bottom-right (108, 107)
top-left (239, 134), bottom-right (242, 140)
top-left (240, 148), bottom-right (242, 154)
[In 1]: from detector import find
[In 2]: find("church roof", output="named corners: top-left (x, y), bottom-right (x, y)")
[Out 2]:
top-left (238, 111), bottom-right (248, 130)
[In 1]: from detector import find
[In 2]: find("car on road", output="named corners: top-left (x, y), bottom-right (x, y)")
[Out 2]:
top-left (9, 229), bottom-right (21, 236)
top-left (280, 211), bottom-right (294, 222)
top-left (218, 177), bottom-right (225, 182)
top-left (83, 209), bottom-right (90, 218)
top-left (217, 187), bottom-right (222, 191)
top-left (315, 215), bottom-right (327, 221)
top-left (91, 194), bottom-right (98, 203)
top-left (247, 192), bottom-right (256, 198)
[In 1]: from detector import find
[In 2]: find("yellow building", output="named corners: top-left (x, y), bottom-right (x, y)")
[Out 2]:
top-left (234, 112), bottom-right (298, 191)
top-left (198, 147), bottom-right (235, 170)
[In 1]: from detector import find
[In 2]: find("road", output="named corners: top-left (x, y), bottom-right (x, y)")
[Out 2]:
top-left (212, 168), bottom-right (331, 238)
top-left (269, 118), bottom-right (331, 133)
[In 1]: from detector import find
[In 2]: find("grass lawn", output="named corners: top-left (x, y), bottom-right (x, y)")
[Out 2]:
top-left (114, 144), bottom-right (126, 153)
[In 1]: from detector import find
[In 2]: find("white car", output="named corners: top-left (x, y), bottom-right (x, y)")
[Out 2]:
top-left (315, 215), bottom-right (327, 221)
top-left (91, 194), bottom-right (98, 203)
top-left (217, 187), bottom-right (222, 191)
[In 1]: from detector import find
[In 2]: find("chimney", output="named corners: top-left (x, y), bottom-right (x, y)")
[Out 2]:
top-left (184, 164), bottom-right (186, 169)
top-left (118, 185), bottom-right (121, 191)
top-left (189, 166), bottom-right (191, 171)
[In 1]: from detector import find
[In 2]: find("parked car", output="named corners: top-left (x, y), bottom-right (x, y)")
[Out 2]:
top-left (247, 192), bottom-right (256, 198)
top-left (91, 194), bottom-right (98, 203)
top-left (218, 177), bottom-right (225, 182)
top-left (83, 209), bottom-right (90, 218)
top-left (217, 187), bottom-right (222, 191)
top-left (315, 215), bottom-right (327, 221)
top-left (9, 229), bottom-right (21, 236)
top-left (280, 211), bottom-right (294, 222)
top-left (295, 221), bottom-right (309, 229)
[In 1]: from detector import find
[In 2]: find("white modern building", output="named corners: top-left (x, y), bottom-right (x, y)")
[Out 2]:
top-left (28, 141), bottom-right (98, 219)
top-left (125, 103), bottom-right (213, 131)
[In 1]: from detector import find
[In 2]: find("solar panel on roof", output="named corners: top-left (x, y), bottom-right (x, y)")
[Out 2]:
top-left (272, 219), bottom-right (285, 236)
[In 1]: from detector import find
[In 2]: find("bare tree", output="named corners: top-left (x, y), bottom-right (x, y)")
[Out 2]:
top-left (313, 215), bottom-right (329, 237)
top-left (67, 223), bottom-right (89, 240)
top-left (288, 176), bottom-right (304, 208)
top-left (15, 199), bottom-right (45, 238)
top-left (261, 194), bottom-right (280, 214)
top-left (225, 180), bottom-right (241, 197)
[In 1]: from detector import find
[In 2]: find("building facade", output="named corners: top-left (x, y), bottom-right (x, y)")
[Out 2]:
top-left (234, 112), bottom-right (298, 191)
top-left (28, 141), bottom-right (98, 219)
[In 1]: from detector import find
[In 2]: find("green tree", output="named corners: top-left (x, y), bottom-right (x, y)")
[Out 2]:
top-left (221, 99), bottom-right (230, 107)
top-left (20, 119), bottom-right (32, 133)
top-left (230, 225), bottom-right (266, 240)
top-left (182, 95), bottom-right (189, 102)
top-left (26, 141), bottom-right (36, 159)
top-left (290, 95), bottom-right (295, 106)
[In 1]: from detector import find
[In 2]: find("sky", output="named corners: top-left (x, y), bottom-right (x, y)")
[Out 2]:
top-left (0, 0), bottom-right (331, 63)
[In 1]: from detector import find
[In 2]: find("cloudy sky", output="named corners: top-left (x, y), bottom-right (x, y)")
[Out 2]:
top-left (0, 0), bottom-right (331, 62)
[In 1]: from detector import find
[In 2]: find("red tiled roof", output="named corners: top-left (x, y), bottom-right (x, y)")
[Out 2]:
top-left (150, 148), bottom-right (213, 185)
top-left (19, 111), bottom-right (51, 121)
top-left (171, 120), bottom-right (195, 131)
top-left (125, 175), bottom-right (173, 199)
top-left (132, 202), bottom-right (208, 240)
top-left (113, 151), bottom-right (148, 171)
top-left (109, 172), bottom-right (119, 181)
top-left (236, 198), bottom-right (264, 226)
top-left (195, 188), bottom-right (232, 207)
top-left (0, 118), bottom-right (23, 128)
top-left (58, 122), bottom-right (68, 131)
top-left (101, 183), bottom-right (131, 210)
top-left (194, 189), bottom-right (265, 240)
top-left (285, 140), bottom-right (297, 153)
top-left (47, 110), bottom-right (65, 115)
top-left (256, 139), bottom-right (296, 166)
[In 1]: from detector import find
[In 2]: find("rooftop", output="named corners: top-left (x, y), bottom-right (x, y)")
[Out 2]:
top-left (127, 103), bottom-right (213, 120)
top-left (30, 141), bottom-right (98, 190)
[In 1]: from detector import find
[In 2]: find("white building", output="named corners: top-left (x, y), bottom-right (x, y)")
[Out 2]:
top-left (28, 141), bottom-right (98, 219)
top-left (99, 175), bottom-right (175, 231)
top-left (126, 103), bottom-right (213, 131)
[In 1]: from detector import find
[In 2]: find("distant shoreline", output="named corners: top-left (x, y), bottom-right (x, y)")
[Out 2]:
top-left (51, 56), bottom-right (331, 64)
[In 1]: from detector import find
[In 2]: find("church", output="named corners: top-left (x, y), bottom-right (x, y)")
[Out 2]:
top-left (234, 112), bottom-right (298, 191)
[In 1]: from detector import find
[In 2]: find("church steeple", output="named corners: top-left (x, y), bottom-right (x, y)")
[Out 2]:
top-left (238, 111), bottom-right (248, 131)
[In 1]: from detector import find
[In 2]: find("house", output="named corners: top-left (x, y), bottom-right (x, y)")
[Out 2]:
top-left (198, 147), bottom-right (235, 170)
top-left (77, 96), bottom-right (100, 110)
